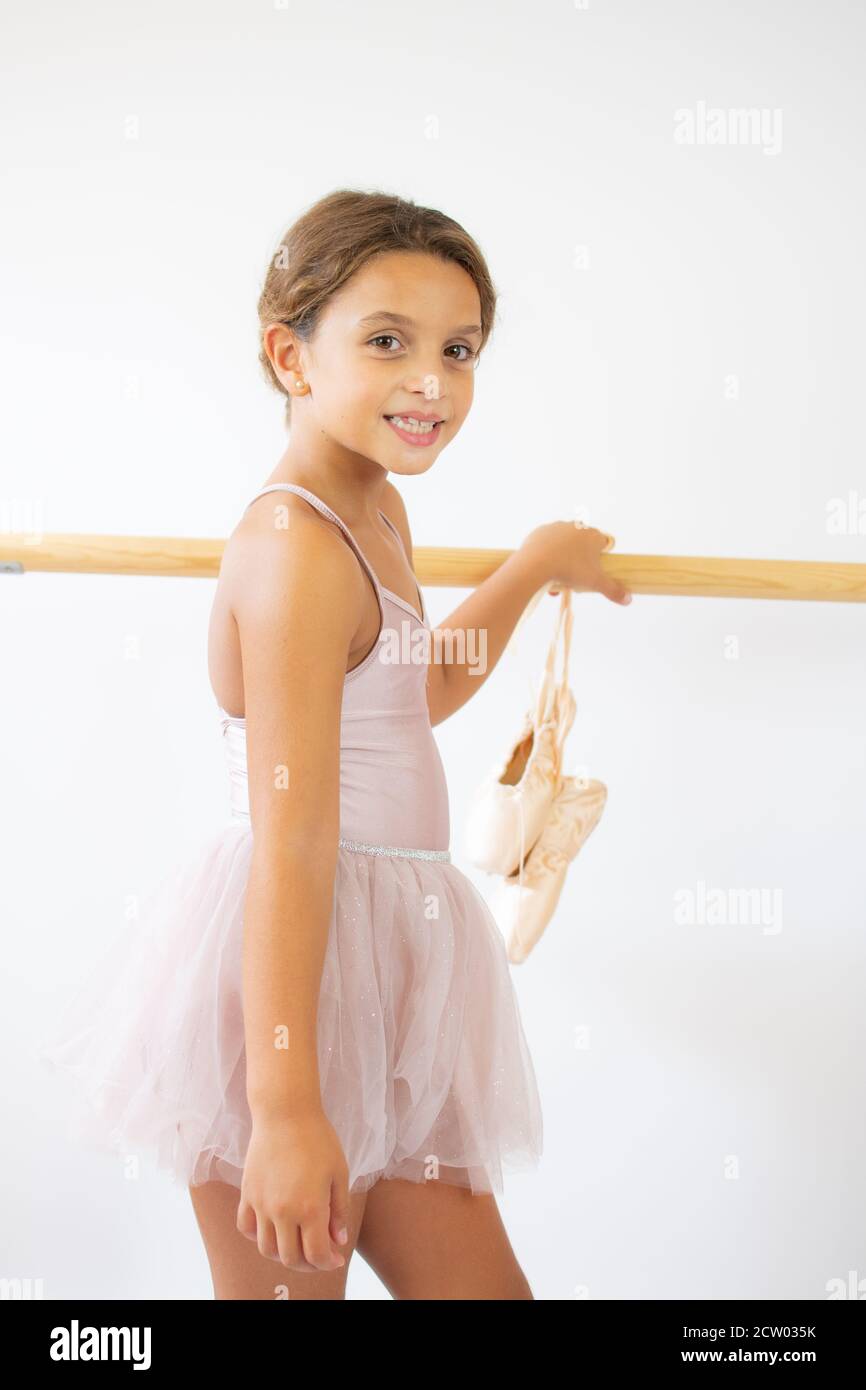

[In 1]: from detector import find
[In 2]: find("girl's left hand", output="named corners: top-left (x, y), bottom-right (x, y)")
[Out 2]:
top-left (520, 520), bottom-right (632, 607)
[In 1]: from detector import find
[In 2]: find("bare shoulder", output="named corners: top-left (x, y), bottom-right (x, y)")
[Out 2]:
top-left (223, 489), bottom-right (366, 619)
top-left (379, 478), bottom-right (413, 561)
top-left (219, 489), bottom-right (359, 615)
top-left (216, 494), bottom-right (367, 841)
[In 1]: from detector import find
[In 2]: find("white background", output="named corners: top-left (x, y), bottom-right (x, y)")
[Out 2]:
top-left (3, 0), bottom-right (864, 1300)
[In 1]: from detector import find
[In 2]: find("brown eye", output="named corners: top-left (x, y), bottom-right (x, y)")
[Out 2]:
top-left (446, 344), bottom-right (477, 362)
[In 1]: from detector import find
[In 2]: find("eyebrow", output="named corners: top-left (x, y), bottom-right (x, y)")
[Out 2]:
top-left (357, 311), bottom-right (483, 338)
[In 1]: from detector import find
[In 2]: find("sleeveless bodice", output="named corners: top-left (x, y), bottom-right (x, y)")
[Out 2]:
top-left (217, 483), bottom-right (450, 852)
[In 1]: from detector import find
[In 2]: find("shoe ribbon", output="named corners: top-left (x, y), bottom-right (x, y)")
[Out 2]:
top-left (513, 590), bottom-right (574, 955)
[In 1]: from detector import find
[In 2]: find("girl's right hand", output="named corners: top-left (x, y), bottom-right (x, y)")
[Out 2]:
top-left (236, 1107), bottom-right (351, 1272)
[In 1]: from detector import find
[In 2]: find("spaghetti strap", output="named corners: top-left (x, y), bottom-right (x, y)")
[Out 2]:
top-left (245, 482), bottom-right (385, 613)
top-left (377, 509), bottom-right (402, 543)
top-left (377, 508), bottom-right (427, 626)
top-left (247, 482), bottom-right (426, 627)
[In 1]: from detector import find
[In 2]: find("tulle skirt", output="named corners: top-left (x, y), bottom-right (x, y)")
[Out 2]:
top-left (37, 824), bottom-right (543, 1196)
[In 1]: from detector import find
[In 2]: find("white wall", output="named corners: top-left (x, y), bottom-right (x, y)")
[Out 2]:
top-left (4, 0), bottom-right (864, 1300)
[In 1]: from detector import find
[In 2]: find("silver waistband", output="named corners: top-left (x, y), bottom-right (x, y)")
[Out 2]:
top-left (339, 836), bottom-right (451, 862)
top-left (229, 811), bottom-right (450, 861)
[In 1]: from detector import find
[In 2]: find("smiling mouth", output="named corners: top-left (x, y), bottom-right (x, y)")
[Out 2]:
top-left (384, 414), bottom-right (445, 435)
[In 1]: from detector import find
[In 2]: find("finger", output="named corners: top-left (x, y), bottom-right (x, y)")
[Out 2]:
top-left (330, 1178), bottom-right (351, 1250)
top-left (302, 1214), bottom-right (345, 1271)
top-left (589, 528), bottom-right (615, 551)
top-left (236, 1195), bottom-right (258, 1240)
top-left (256, 1216), bottom-right (282, 1262)
top-left (275, 1219), bottom-right (319, 1272)
top-left (599, 575), bottom-right (632, 605)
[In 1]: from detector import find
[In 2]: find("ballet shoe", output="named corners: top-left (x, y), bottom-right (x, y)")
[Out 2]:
top-left (463, 675), bottom-right (577, 878)
top-left (488, 772), bottom-right (608, 965)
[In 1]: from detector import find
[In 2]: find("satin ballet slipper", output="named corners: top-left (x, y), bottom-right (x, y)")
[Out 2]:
top-left (463, 681), bottom-right (577, 878)
top-left (489, 773), bottom-right (608, 965)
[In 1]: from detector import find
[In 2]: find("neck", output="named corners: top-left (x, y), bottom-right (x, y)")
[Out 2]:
top-left (268, 438), bottom-right (391, 528)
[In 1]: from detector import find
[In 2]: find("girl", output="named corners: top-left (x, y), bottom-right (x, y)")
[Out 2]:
top-left (40, 189), bottom-right (631, 1300)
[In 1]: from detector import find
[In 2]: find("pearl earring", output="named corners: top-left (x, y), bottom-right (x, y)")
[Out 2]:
top-left (294, 378), bottom-right (306, 391)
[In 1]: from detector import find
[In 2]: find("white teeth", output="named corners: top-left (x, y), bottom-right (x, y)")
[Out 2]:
top-left (388, 415), bottom-right (439, 434)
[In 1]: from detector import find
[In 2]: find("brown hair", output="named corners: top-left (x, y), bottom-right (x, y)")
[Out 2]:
top-left (256, 189), bottom-right (498, 427)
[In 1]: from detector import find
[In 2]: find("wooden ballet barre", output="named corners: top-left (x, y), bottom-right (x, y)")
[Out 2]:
top-left (1, 533), bottom-right (866, 602)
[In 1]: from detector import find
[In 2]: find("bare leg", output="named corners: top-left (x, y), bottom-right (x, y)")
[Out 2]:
top-left (356, 1175), bottom-right (534, 1300)
top-left (188, 1179), bottom-right (369, 1301)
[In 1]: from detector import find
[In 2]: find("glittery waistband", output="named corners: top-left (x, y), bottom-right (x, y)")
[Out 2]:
top-left (338, 836), bottom-right (451, 862)
top-left (228, 809), bottom-right (450, 861)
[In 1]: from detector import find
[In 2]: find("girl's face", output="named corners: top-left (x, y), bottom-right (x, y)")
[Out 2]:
top-left (284, 250), bottom-right (483, 477)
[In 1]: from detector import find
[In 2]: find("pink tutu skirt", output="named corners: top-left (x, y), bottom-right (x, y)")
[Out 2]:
top-left (38, 824), bottom-right (543, 1196)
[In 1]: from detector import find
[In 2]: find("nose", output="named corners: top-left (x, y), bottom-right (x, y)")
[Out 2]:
top-left (404, 371), bottom-right (445, 402)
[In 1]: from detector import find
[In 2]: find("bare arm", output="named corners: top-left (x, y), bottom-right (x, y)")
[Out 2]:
top-left (425, 546), bottom-right (551, 725)
top-left (380, 483), bottom-right (631, 728)
top-left (228, 509), bottom-right (366, 1121)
